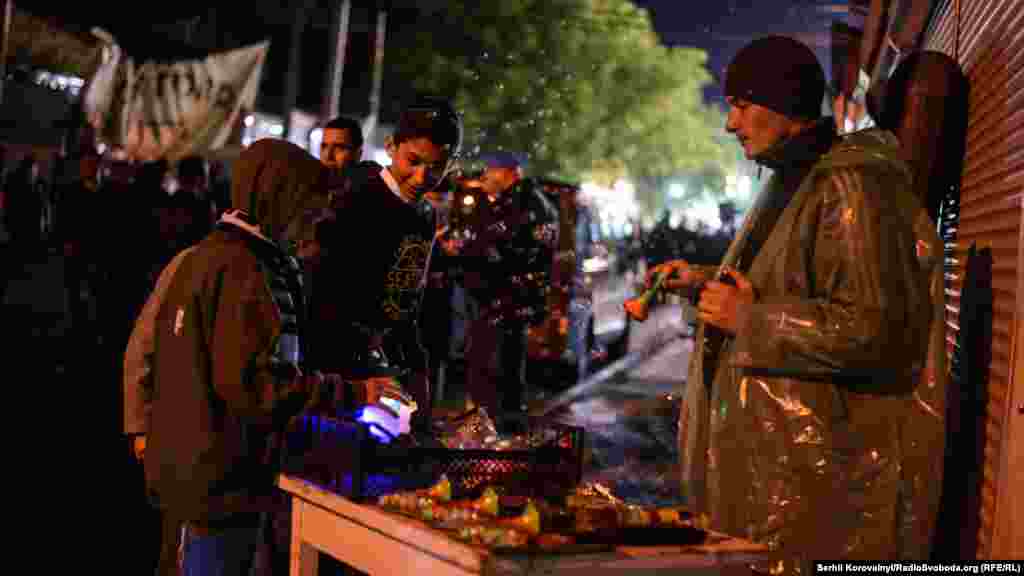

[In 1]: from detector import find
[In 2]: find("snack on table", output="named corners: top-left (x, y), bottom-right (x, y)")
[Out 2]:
top-left (695, 512), bottom-right (711, 530)
top-left (621, 505), bottom-right (654, 528)
top-left (457, 525), bottom-right (530, 549)
top-left (572, 504), bottom-right (620, 534)
top-left (473, 487), bottom-right (500, 516)
top-left (430, 488), bottom-right (501, 531)
top-left (655, 507), bottom-right (682, 526)
top-left (378, 491), bottom-right (423, 515)
top-left (427, 475), bottom-right (453, 502)
top-left (497, 501), bottom-right (541, 536)
top-left (566, 482), bottom-right (621, 509)
top-left (485, 427), bottom-right (562, 451)
top-left (438, 407), bottom-right (499, 449)
top-left (432, 506), bottom-right (482, 530)
top-left (382, 480), bottom-right (702, 552)
top-left (381, 485), bottom-right (502, 530)
top-left (378, 475), bottom-right (452, 515)
top-left (418, 498), bottom-right (439, 521)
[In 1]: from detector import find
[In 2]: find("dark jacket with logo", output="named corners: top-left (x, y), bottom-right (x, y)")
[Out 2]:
top-left (310, 169), bottom-right (434, 376)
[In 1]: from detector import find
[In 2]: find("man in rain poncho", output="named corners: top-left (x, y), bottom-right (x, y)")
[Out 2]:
top-left (648, 36), bottom-right (946, 574)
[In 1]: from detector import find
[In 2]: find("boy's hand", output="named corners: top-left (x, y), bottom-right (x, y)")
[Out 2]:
top-left (354, 377), bottom-right (407, 406)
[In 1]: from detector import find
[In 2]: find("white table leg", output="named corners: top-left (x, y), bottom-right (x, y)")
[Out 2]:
top-left (290, 499), bottom-right (319, 576)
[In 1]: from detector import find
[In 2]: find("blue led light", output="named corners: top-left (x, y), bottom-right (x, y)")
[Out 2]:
top-left (355, 406), bottom-right (400, 443)
top-left (367, 423), bottom-right (394, 444)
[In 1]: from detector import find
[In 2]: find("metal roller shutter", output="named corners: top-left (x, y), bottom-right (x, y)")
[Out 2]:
top-left (925, 0), bottom-right (1023, 559)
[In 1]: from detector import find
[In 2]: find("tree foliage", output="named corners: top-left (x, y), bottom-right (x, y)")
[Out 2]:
top-left (388, 0), bottom-right (732, 191)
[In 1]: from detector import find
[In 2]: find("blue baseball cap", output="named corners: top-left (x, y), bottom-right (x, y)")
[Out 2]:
top-left (480, 151), bottom-right (527, 170)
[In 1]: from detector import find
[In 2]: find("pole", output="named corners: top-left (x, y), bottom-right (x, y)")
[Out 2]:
top-left (0, 0), bottom-right (13, 107)
top-left (363, 9), bottom-right (387, 146)
top-left (283, 3), bottom-right (308, 140)
top-left (323, 0), bottom-right (351, 120)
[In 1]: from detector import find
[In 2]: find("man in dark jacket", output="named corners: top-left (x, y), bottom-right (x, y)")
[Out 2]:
top-left (454, 152), bottom-right (557, 431)
top-left (143, 139), bottom-right (331, 576)
top-left (319, 116), bottom-right (364, 180)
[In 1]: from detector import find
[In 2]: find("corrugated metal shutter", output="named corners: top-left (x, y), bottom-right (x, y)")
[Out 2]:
top-left (925, 0), bottom-right (1023, 559)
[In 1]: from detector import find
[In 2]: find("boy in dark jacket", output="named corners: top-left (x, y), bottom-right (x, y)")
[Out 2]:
top-left (143, 139), bottom-right (331, 576)
top-left (310, 97), bottom-right (462, 432)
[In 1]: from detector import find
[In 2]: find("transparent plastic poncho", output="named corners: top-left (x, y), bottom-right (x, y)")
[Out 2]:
top-left (679, 130), bottom-right (946, 574)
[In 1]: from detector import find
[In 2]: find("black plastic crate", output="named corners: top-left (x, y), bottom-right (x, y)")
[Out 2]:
top-left (283, 412), bottom-right (584, 503)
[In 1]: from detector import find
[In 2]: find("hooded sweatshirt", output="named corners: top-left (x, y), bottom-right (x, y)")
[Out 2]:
top-left (143, 139), bottom-right (329, 523)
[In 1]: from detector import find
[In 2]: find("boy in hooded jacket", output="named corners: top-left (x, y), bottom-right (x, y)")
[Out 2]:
top-left (142, 139), bottom-right (332, 576)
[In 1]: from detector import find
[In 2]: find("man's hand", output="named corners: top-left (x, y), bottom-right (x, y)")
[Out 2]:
top-left (696, 267), bottom-right (756, 335)
top-left (645, 260), bottom-right (705, 294)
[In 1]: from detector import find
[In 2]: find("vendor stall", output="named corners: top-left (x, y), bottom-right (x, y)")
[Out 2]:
top-left (279, 474), bottom-right (767, 576)
top-left (278, 411), bottom-right (767, 576)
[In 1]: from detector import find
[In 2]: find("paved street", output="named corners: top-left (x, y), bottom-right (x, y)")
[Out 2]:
top-left (540, 296), bottom-right (694, 507)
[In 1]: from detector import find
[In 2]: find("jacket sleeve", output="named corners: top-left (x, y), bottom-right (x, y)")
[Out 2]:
top-left (210, 260), bottom-right (303, 424)
top-left (732, 166), bottom-right (929, 381)
top-left (123, 247), bottom-right (195, 435)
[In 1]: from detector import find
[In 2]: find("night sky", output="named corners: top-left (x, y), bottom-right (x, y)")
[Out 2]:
top-left (631, 0), bottom-right (863, 105)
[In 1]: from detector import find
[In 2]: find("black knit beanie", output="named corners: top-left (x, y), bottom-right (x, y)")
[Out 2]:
top-left (724, 35), bottom-right (826, 120)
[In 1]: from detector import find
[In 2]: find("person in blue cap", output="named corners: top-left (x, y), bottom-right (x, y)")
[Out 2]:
top-left (477, 151), bottom-right (526, 200)
top-left (454, 151), bottom-right (557, 432)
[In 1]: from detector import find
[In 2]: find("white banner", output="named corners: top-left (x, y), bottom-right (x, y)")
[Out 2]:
top-left (84, 41), bottom-right (269, 163)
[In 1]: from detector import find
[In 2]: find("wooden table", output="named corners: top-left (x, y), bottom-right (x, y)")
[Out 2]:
top-left (279, 474), bottom-right (768, 576)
